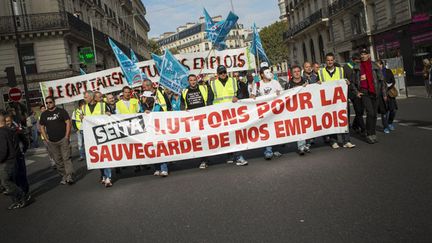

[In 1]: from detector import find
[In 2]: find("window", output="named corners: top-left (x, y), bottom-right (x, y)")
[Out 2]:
top-left (302, 42), bottom-right (307, 62)
top-left (340, 19), bottom-right (345, 39)
top-left (310, 39), bottom-right (316, 62)
top-left (20, 44), bottom-right (37, 74)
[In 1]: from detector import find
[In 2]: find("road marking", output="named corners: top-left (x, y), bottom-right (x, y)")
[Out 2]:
top-left (399, 122), bottom-right (417, 126)
top-left (418, 126), bottom-right (432, 131)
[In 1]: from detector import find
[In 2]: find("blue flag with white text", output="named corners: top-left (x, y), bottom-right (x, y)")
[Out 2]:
top-left (203, 8), bottom-right (238, 50)
top-left (250, 23), bottom-right (270, 64)
top-left (159, 49), bottom-right (189, 94)
top-left (108, 38), bottom-right (142, 86)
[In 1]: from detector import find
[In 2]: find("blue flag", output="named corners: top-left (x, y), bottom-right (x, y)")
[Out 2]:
top-left (130, 48), bottom-right (149, 80)
top-left (130, 49), bottom-right (139, 63)
top-left (203, 8), bottom-right (239, 50)
top-left (151, 53), bottom-right (163, 72)
top-left (108, 38), bottom-right (142, 86)
top-left (250, 23), bottom-right (270, 64)
top-left (79, 68), bottom-right (86, 75)
top-left (159, 49), bottom-right (189, 94)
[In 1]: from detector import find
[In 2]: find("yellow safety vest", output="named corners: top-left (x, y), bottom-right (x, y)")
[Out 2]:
top-left (210, 78), bottom-right (238, 104)
top-left (74, 108), bottom-right (83, 130)
top-left (155, 89), bottom-right (167, 112)
top-left (319, 67), bottom-right (344, 82)
top-left (115, 98), bottom-right (139, 114)
top-left (182, 85), bottom-right (208, 109)
top-left (83, 102), bottom-right (106, 116)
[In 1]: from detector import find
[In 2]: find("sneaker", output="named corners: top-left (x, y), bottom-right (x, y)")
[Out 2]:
top-left (297, 147), bottom-right (305, 155)
top-left (7, 201), bottom-right (23, 210)
top-left (383, 128), bottom-right (390, 134)
top-left (66, 178), bottom-right (74, 185)
top-left (304, 146), bottom-right (311, 153)
top-left (199, 162), bottom-right (208, 169)
top-left (105, 178), bottom-right (112, 187)
top-left (153, 170), bottom-right (161, 176)
top-left (366, 136), bottom-right (375, 144)
top-left (60, 179), bottom-right (67, 185)
top-left (160, 171), bottom-right (169, 177)
top-left (100, 177), bottom-right (106, 184)
top-left (343, 142), bottom-right (356, 148)
top-left (371, 135), bottom-right (378, 143)
top-left (273, 151), bottom-right (282, 158)
top-left (264, 150), bottom-right (273, 160)
top-left (331, 143), bottom-right (340, 149)
top-left (236, 156), bottom-right (248, 166)
top-left (388, 124), bottom-right (395, 131)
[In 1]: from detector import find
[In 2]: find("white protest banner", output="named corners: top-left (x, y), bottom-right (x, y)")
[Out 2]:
top-left (83, 81), bottom-right (348, 170)
top-left (39, 47), bottom-right (256, 105)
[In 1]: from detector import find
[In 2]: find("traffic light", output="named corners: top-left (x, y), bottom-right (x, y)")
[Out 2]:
top-left (4, 66), bottom-right (17, 87)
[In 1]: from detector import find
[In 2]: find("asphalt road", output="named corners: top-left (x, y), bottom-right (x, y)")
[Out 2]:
top-left (1, 97), bottom-right (432, 243)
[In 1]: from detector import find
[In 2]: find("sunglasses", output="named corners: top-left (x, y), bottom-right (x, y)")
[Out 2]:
top-left (46, 101), bottom-right (53, 104)
top-left (218, 72), bottom-right (227, 75)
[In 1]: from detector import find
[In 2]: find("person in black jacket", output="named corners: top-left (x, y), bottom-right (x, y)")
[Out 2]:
top-left (377, 60), bottom-right (398, 133)
top-left (0, 113), bottom-right (27, 210)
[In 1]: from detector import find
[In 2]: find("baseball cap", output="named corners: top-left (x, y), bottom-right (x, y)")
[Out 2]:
top-left (359, 47), bottom-right (369, 54)
top-left (216, 65), bottom-right (227, 74)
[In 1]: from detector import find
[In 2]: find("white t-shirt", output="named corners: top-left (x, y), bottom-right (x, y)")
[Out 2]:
top-left (252, 79), bottom-right (283, 97)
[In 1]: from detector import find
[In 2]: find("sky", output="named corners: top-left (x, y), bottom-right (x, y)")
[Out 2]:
top-left (142, 0), bottom-right (281, 38)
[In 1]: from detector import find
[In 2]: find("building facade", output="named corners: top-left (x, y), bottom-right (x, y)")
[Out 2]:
top-left (0, 0), bottom-right (151, 109)
top-left (156, 15), bottom-right (252, 54)
top-left (282, 0), bottom-right (332, 66)
top-left (281, 0), bottom-right (432, 85)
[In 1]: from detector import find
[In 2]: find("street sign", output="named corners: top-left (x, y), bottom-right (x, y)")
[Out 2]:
top-left (8, 87), bottom-right (22, 101)
top-left (79, 47), bottom-right (95, 64)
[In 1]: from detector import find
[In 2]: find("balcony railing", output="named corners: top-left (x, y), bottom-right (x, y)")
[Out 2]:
top-left (176, 39), bottom-right (203, 50)
top-left (284, 9), bottom-right (324, 39)
top-left (328, 0), bottom-right (362, 16)
top-left (0, 12), bottom-right (68, 34)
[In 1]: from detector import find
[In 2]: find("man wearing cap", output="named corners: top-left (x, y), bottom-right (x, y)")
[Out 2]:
top-left (318, 53), bottom-right (356, 149)
top-left (210, 65), bottom-right (248, 166)
top-left (350, 48), bottom-right (386, 144)
top-left (344, 53), bottom-right (363, 134)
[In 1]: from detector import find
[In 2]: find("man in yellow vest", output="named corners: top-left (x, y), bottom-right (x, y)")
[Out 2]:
top-left (115, 86), bottom-right (140, 114)
top-left (318, 53), bottom-right (355, 149)
top-left (82, 90), bottom-right (113, 187)
top-left (72, 99), bottom-right (85, 161)
top-left (210, 65), bottom-right (248, 166)
top-left (181, 74), bottom-right (214, 169)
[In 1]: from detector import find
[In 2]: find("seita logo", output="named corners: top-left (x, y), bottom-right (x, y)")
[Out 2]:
top-left (92, 116), bottom-right (145, 145)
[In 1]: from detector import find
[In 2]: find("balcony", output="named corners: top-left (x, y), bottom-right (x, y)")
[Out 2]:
top-left (0, 12), bottom-right (68, 34)
top-left (284, 9), bottom-right (325, 39)
top-left (328, 0), bottom-right (362, 16)
top-left (177, 39), bottom-right (202, 50)
top-left (120, 0), bottom-right (133, 12)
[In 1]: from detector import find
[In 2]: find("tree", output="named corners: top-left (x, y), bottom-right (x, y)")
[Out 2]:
top-left (259, 21), bottom-right (289, 65)
top-left (148, 39), bottom-right (162, 55)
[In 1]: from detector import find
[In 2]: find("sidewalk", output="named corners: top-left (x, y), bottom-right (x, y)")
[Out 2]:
top-left (404, 86), bottom-right (430, 98)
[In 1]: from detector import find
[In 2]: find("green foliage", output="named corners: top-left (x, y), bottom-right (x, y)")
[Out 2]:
top-left (148, 39), bottom-right (162, 55)
top-left (259, 21), bottom-right (289, 64)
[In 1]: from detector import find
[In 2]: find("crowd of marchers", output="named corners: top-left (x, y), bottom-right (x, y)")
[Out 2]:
top-left (0, 47), bottom-right (399, 210)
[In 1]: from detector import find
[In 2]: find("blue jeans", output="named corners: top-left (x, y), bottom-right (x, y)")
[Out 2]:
top-left (297, 140), bottom-right (306, 149)
top-left (31, 126), bottom-right (39, 148)
top-left (77, 130), bottom-right (85, 159)
top-left (160, 163), bottom-right (168, 172)
top-left (100, 168), bottom-right (112, 179)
